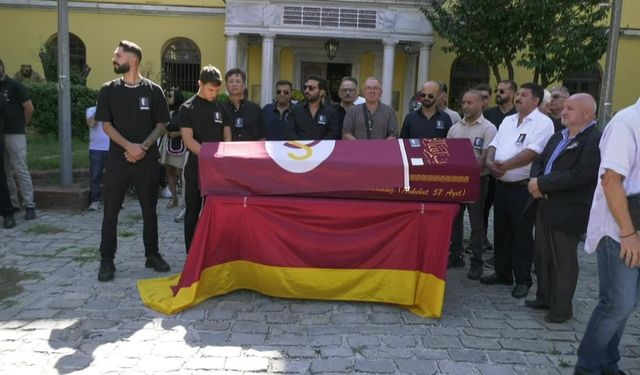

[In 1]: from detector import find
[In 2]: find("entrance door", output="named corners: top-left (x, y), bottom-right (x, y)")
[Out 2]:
top-left (301, 62), bottom-right (352, 103)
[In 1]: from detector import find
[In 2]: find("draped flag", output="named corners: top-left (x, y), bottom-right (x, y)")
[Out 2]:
top-left (138, 196), bottom-right (458, 318)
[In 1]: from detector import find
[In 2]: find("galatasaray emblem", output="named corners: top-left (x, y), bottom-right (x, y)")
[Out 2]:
top-left (265, 140), bottom-right (336, 173)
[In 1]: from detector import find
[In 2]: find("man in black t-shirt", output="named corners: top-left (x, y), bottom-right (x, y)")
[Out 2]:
top-left (285, 75), bottom-right (340, 140)
top-left (179, 65), bottom-right (231, 253)
top-left (222, 68), bottom-right (268, 142)
top-left (94, 41), bottom-right (171, 282)
top-left (400, 80), bottom-right (452, 139)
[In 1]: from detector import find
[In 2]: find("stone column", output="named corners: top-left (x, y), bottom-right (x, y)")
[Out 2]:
top-left (260, 33), bottom-right (275, 107)
top-left (416, 42), bottom-right (433, 90)
top-left (225, 33), bottom-right (239, 72)
top-left (381, 38), bottom-right (397, 106)
top-left (403, 52), bottom-right (418, 118)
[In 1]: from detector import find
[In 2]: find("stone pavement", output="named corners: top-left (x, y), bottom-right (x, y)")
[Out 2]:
top-left (1, 198), bottom-right (640, 375)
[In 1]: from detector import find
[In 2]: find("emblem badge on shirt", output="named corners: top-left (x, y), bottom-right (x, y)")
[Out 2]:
top-left (566, 141), bottom-right (579, 150)
top-left (317, 114), bottom-right (327, 125)
top-left (436, 120), bottom-right (445, 130)
top-left (473, 137), bottom-right (484, 149)
top-left (235, 118), bottom-right (244, 128)
top-left (516, 133), bottom-right (526, 144)
top-left (409, 139), bottom-right (421, 147)
top-left (214, 112), bottom-right (222, 124)
top-left (139, 97), bottom-right (150, 110)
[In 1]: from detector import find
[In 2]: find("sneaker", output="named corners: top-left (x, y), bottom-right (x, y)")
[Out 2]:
top-left (98, 259), bottom-right (116, 282)
top-left (88, 201), bottom-right (101, 211)
top-left (24, 207), bottom-right (36, 220)
top-left (159, 186), bottom-right (172, 199)
top-left (3, 215), bottom-right (16, 229)
top-left (174, 208), bottom-right (185, 223)
top-left (145, 254), bottom-right (170, 272)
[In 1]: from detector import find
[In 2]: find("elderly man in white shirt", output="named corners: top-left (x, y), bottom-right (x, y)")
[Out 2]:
top-left (575, 98), bottom-right (640, 375)
top-left (480, 82), bottom-right (554, 299)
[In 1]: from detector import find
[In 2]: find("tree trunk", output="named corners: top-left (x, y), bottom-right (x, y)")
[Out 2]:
top-left (533, 68), bottom-right (540, 85)
top-left (505, 60), bottom-right (515, 81)
top-left (491, 65), bottom-right (502, 84)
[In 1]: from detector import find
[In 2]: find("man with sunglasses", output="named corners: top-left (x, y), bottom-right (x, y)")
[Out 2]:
top-left (342, 77), bottom-right (398, 140)
top-left (223, 68), bottom-right (268, 142)
top-left (263, 80), bottom-right (293, 141)
top-left (548, 86), bottom-right (570, 132)
top-left (400, 80), bottom-right (453, 139)
top-left (285, 75), bottom-right (340, 140)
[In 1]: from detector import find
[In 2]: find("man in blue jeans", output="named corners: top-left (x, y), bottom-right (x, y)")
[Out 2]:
top-left (86, 105), bottom-right (109, 210)
top-left (575, 98), bottom-right (640, 375)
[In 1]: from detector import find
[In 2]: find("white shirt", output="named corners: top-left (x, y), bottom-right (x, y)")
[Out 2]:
top-left (488, 108), bottom-right (554, 181)
top-left (584, 98), bottom-right (640, 253)
top-left (443, 107), bottom-right (462, 125)
top-left (86, 106), bottom-right (110, 151)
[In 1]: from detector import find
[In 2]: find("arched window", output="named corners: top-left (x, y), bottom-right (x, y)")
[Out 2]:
top-left (449, 57), bottom-right (490, 112)
top-left (162, 38), bottom-right (201, 93)
top-left (47, 33), bottom-right (87, 70)
top-left (563, 65), bottom-right (602, 104)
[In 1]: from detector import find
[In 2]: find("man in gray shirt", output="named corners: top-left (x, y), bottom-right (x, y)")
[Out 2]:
top-left (342, 77), bottom-right (398, 140)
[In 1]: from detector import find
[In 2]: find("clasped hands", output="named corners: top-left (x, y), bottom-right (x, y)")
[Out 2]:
top-left (124, 143), bottom-right (148, 163)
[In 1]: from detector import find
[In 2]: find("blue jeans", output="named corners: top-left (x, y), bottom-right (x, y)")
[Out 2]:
top-left (89, 150), bottom-right (108, 204)
top-left (575, 236), bottom-right (640, 374)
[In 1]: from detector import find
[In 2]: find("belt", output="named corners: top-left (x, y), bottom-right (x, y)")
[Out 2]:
top-left (497, 179), bottom-right (529, 187)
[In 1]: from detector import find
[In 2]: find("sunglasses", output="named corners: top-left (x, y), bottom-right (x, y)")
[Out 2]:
top-left (276, 90), bottom-right (290, 95)
top-left (419, 93), bottom-right (436, 99)
top-left (303, 85), bottom-right (317, 91)
top-left (494, 89), bottom-right (505, 94)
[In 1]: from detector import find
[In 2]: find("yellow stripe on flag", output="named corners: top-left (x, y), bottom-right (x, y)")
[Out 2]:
top-left (137, 260), bottom-right (446, 318)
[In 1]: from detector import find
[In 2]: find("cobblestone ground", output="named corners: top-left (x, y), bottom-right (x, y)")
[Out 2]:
top-left (1, 198), bottom-right (639, 375)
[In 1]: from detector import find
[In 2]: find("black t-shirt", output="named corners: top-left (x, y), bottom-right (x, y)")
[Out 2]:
top-left (399, 109), bottom-right (452, 139)
top-left (95, 77), bottom-right (169, 160)
top-left (0, 77), bottom-right (30, 134)
top-left (483, 106), bottom-right (516, 129)
top-left (178, 95), bottom-right (229, 144)
top-left (285, 100), bottom-right (341, 140)
top-left (222, 99), bottom-right (268, 141)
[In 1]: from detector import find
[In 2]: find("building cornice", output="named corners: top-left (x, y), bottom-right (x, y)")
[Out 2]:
top-left (0, 0), bottom-right (226, 16)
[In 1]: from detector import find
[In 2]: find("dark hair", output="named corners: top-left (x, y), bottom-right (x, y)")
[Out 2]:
top-left (305, 75), bottom-right (327, 91)
top-left (167, 89), bottom-right (185, 111)
top-left (119, 40), bottom-right (142, 62)
top-left (520, 82), bottom-right (544, 106)
top-left (473, 83), bottom-right (492, 94)
top-left (437, 81), bottom-right (448, 93)
top-left (275, 79), bottom-right (293, 90)
top-left (225, 68), bottom-right (246, 84)
top-left (199, 65), bottom-right (222, 85)
top-left (500, 80), bottom-right (518, 92)
top-left (340, 76), bottom-right (358, 87)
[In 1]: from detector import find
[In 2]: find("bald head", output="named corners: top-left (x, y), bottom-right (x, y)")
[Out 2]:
top-left (561, 93), bottom-right (597, 131)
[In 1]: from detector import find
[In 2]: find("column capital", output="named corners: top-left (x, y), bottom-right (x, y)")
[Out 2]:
top-left (419, 41), bottom-right (434, 50)
top-left (382, 38), bottom-right (399, 47)
top-left (225, 32), bottom-right (240, 38)
top-left (261, 33), bottom-right (276, 40)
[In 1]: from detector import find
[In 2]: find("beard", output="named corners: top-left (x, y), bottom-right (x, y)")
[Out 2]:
top-left (422, 100), bottom-right (435, 109)
top-left (495, 96), bottom-right (508, 105)
top-left (114, 62), bottom-right (130, 74)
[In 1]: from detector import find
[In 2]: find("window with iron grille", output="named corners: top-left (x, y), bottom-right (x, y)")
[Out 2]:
top-left (162, 38), bottom-right (201, 93)
top-left (283, 6), bottom-right (377, 29)
top-left (449, 57), bottom-right (490, 112)
top-left (48, 33), bottom-right (86, 70)
top-left (563, 65), bottom-right (601, 105)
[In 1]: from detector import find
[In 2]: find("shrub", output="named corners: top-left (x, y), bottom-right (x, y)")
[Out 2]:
top-left (25, 82), bottom-right (98, 139)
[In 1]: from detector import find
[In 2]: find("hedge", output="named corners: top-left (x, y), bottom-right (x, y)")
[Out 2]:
top-left (25, 82), bottom-right (98, 140)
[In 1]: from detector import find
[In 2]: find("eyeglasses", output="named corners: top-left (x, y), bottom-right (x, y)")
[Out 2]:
top-left (340, 88), bottom-right (356, 93)
top-left (303, 85), bottom-right (317, 91)
top-left (364, 87), bottom-right (381, 92)
top-left (494, 89), bottom-right (505, 94)
top-left (419, 93), bottom-right (436, 99)
top-left (276, 90), bottom-right (290, 95)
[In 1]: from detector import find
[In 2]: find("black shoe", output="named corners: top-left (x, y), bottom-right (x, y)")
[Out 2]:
top-left (145, 254), bottom-right (170, 272)
top-left (467, 265), bottom-right (483, 280)
top-left (484, 256), bottom-right (495, 268)
top-left (480, 273), bottom-right (512, 285)
top-left (524, 299), bottom-right (549, 310)
top-left (511, 284), bottom-right (530, 298)
top-left (24, 207), bottom-right (36, 220)
top-left (3, 215), bottom-right (16, 229)
top-left (98, 259), bottom-right (116, 282)
top-left (544, 312), bottom-right (572, 323)
top-left (448, 255), bottom-right (465, 269)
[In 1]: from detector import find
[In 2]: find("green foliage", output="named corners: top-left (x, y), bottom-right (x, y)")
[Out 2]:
top-left (292, 89), bottom-right (305, 102)
top-left (27, 131), bottom-right (89, 171)
top-left (39, 40), bottom-right (90, 85)
top-left (25, 81), bottom-right (98, 140)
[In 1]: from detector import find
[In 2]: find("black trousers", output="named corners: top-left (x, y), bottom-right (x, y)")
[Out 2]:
top-left (482, 176), bottom-right (496, 240)
top-left (450, 176), bottom-right (489, 266)
top-left (0, 135), bottom-right (14, 216)
top-left (534, 200), bottom-right (580, 316)
top-left (99, 154), bottom-right (160, 260)
top-left (493, 182), bottom-right (535, 286)
top-left (184, 154), bottom-right (204, 254)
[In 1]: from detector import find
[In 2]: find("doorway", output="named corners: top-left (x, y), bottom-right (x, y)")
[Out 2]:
top-left (301, 62), bottom-right (352, 103)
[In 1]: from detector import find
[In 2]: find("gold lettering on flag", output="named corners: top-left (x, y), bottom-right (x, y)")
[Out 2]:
top-left (422, 139), bottom-right (450, 164)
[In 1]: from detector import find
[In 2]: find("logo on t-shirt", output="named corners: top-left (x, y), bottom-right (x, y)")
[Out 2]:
top-left (235, 118), bottom-right (244, 128)
top-left (139, 97), bottom-right (150, 110)
top-left (214, 111), bottom-right (222, 124)
top-left (317, 114), bottom-right (327, 125)
top-left (516, 133), bottom-right (526, 144)
top-left (436, 120), bottom-right (444, 130)
top-left (409, 139), bottom-right (421, 147)
top-left (473, 137), bottom-right (484, 149)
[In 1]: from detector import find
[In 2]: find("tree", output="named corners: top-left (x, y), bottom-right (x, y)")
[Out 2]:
top-left (422, 0), bottom-right (609, 87)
